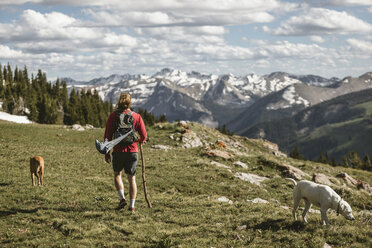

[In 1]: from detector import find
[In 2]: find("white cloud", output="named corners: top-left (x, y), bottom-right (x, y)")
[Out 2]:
top-left (84, 9), bottom-right (275, 28)
top-left (134, 26), bottom-right (226, 44)
top-left (0, 1), bottom-right (371, 80)
top-left (0, 10), bottom-right (138, 54)
top-left (368, 6), bottom-right (372, 12)
top-left (310, 35), bottom-right (325, 43)
top-left (269, 8), bottom-right (372, 36)
top-left (305, 0), bottom-right (372, 6)
top-left (258, 41), bottom-right (329, 59)
top-left (0, 45), bottom-right (24, 59)
top-left (4, 1), bottom-right (281, 28)
top-left (325, 0), bottom-right (372, 6)
top-left (194, 43), bottom-right (254, 60)
top-left (347, 38), bottom-right (372, 53)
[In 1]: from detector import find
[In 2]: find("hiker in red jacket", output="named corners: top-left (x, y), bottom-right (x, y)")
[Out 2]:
top-left (104, 93), bottom-right (147, 212)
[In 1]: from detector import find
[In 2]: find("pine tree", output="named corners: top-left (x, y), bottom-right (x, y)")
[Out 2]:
top-left (317, 152), bottom-right (328, 164)
top-left (331, 157), bottom-right (337, 167)
top-left (289, 146), bottom-right (303, 160)
top-left (341, 155), bottom-right (349, 167)
top-left (362, 154), bottom-right (371, 171)
top-left (6, 63), bottom-right (13, 85)
top-left (158, 114), bottom-right (167, 123)
top-left (348, 151), bottom-right (362, 168)
top-left (0, 63), bottom-right (3, 101)
top-left (4, 86), bottom-right (15, 113)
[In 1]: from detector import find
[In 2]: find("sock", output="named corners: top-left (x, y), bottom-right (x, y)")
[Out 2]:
top-left (118, 190), bottom-right (125, 201)
top-left (130, 199), bottom-right (135, 208)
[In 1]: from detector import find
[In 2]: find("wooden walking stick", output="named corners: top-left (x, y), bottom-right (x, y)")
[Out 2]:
top-left (140, 143), bottom-right (152, 208)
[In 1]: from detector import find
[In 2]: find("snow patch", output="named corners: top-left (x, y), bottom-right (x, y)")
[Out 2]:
top-left (0, 111), bottom-right (32, 124)
top-left (274, 85), bottom-right (310, 109)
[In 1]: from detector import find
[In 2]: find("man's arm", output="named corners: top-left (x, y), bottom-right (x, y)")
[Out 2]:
top-left (104, 112), bottom-right (115, 141)
top-left (135, 114), bottom-right (147, 143)
top-left (104, 112), bottom-right (115, 163)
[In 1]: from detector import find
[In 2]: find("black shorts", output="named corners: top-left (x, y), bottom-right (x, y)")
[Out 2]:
top-left (112, 152), bottom-right (138, 176)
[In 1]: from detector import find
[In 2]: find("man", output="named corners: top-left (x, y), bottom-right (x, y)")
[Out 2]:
top-left (104, 93), bottom-right (147, 212)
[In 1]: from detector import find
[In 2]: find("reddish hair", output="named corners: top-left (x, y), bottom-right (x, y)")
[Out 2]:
top-left (117, 93), bottom-right (131, 111)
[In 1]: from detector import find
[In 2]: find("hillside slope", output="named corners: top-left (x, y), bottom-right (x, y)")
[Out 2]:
top-left (0, 120), bottom-right (371, 247)
top-left (243, 88), bottom-right (372, 161)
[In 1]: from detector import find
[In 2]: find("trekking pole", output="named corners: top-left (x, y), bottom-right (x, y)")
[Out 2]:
top-left (140, 143), bottom-right (152, 208)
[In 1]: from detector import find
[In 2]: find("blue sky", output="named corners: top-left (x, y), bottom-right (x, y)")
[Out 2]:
top-left (0, 0), bottom-right (371, 81)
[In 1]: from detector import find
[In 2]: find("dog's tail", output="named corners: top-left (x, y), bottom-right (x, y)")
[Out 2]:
top-left (285, 178), bottom-right (297, 186)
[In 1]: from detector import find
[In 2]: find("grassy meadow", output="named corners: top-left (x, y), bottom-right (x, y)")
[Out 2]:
top-left (0, 119), bottom-right (371, 247)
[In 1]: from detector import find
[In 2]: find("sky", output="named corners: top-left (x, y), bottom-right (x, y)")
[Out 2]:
top-left (0, 0), bottom-right (371, 81)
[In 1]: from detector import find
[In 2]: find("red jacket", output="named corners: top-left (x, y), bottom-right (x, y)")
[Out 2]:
top-left (104, 109), bottom-right (147, 153)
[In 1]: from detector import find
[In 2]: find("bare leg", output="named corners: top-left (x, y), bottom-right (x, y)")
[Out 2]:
top-left (114, 171), bottom-right (124, 191)
top-left (127, 174), bottom-right (137, 200)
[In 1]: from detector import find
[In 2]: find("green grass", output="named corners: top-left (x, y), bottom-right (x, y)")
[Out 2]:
top-left (0, 120), bottom-right (371, 247)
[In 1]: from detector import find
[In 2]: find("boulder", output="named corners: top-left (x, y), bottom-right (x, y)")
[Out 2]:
top-left (278, 164), bottom-right (309, 180)
top-left (261, 140), bottom-right (279, 151)
top-left (357, 180), bottom-right (372, 194)
top-left (217, 196), bottom-right (233, 204)
top-left (234, 161), bottom-right (248, 169)
top-left (336, 172), bottom-right (372, 193)
top-left (85, 124), bottom-right (94, 130)
top-left (182, 130), bottom-right (203, 148)
top-left (178, 120), bottom-right (189, 129)
top-left (336, 172), bottom-right (358, 185)
top-left (234, 172), bottom-right (268, 186)
top-left (206, 149), bottom-right (232, 160)
top-left (72, 124), bottom-right (84, 131)
top-left (151, 144), bottom-right (171, 150)
top-left (211, 161), bottom-right (230, 169)
top-left (323, 243), bottom-right (332, 248)
top-left (312, 173), bottom-right (333, 186)
top-left (216, 140), bottom-right (227, 149)
top-left (247, 198), bottom-right (269, 204)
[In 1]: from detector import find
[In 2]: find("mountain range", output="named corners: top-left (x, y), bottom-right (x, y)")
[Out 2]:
top-left (64, 69), bottom-right (372, 160)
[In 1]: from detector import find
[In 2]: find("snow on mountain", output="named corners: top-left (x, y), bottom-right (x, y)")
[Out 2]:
top-left (0, 111), bottom-right (32, 124)
top-left (64, 68), bottom-right (310, 107)
top-left (63, 68), bottom-right (372, 127)
top-left (266, 85), bottom-right (310, 111)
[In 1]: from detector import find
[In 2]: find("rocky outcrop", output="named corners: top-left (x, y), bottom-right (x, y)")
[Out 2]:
top-left (206, 149), bottom-right (232, 160)
top-left (278, 163), bottom-right (309, 180)
top-left (234, 161), bottom-right (248, 169)
top-left (312, 173), bottom-right (332, 186)
top-left (234, 172), bottom-right (268, 186)
top-left (336, 172), bottom-right (358, 185)
top-left (211, 161), bottom-right (231, 170)
top-left (250, 139), bottom-right (287, 157)
top-left (247, 198), bottom-right (269, 204)
top-left (217, 196), bottom-right (233, 204)
top-left (336, 172), bottom-right (372, 194)
top-left (182, 130), bottom-right (203, 148)
top-left (151, 144), bottom-right (171, 150)
top-left (357, 180), bottom-right (372, 194)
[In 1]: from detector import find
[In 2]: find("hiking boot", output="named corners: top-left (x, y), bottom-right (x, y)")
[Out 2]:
top-left (128, 207), bottom-right (135, 213)
top-left (116, 199), bottom-right (127, 210)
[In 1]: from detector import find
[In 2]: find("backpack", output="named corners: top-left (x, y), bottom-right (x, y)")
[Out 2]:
top-left (113, 110), bottom-right (137, 147)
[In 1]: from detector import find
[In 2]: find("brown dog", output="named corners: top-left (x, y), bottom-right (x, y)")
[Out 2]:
top-left (30, 156), bottom-right (44, 186)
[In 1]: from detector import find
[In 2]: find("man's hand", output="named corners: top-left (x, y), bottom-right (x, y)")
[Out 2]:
top-left (105, 153), bottom-right (111, 164)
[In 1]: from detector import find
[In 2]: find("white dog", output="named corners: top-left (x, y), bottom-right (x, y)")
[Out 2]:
top-left (286, 178), bottom-right (355, 225)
